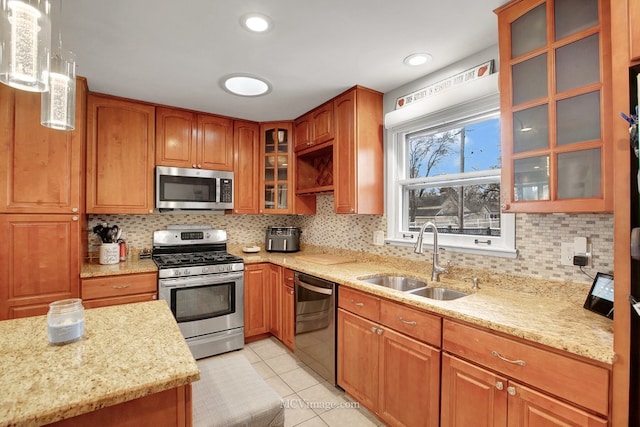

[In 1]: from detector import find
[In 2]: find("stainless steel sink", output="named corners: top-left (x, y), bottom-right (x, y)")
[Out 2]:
top-left (361, 275), bottom-right (428, 291)
top-left (407, 287), bottom-right (468, 300)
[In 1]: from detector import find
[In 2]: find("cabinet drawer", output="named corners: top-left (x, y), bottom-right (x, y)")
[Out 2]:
top-left (380, 299), bottom-right (441, 347)
top-left (338, 287), bottom-right (380, 322)
top-left (443, 320), bottom-right (609, 415)
top-left (82, 292), bottom-right (157, 309)
top-left (82, 273), bottom-right (157, 300)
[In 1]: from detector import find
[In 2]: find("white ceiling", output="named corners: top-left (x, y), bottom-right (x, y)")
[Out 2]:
top-left (57, 0), bottom-right (508, 122)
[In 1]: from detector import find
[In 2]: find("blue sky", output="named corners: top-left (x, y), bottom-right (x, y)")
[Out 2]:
top-left (427, 117), bottom-right (501, 176)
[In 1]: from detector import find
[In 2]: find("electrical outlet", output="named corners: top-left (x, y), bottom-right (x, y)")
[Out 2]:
top-left (373, 230), bottom-right (385, 246)
top-left (560, 242), bottom-right (574, 266)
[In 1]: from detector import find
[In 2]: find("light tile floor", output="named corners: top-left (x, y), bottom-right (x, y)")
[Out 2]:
top-left (195, 337), bottom-right (385, 427)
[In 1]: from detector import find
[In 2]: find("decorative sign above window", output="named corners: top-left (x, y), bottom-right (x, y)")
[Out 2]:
top-left (395, 60), bottom-right (494, 110)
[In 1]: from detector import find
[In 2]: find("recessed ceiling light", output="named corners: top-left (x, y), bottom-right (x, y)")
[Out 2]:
top-left (221, 74), bottom-right (272, 97)
top-left (403, 53), bottom-right (433, 66)
top-left (240, 13), bottom-right (272, 33)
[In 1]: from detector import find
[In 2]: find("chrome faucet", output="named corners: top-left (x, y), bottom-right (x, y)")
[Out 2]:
top-left (414, 221), bottom-right (448, 282)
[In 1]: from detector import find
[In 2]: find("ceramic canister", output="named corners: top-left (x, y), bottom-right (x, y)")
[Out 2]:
top-left (99, 243), bottom-right (120, 265)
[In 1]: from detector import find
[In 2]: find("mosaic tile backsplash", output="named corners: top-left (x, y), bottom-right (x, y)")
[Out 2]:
top-left (88, 195), bottom-right (613, 285)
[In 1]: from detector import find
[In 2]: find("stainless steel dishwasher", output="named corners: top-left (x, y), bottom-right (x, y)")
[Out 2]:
top-left (294, 272), bottom-right (336, 385)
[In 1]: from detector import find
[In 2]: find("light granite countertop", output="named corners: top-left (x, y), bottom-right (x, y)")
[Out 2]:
top-left (0, 301), bottom-right (199, 427)
top-left (232, 247), bottom-right (615, 367)
top-left (80, 258), bottom-right (157, 278)
top-left (79, 246), bottom-right (614, 366)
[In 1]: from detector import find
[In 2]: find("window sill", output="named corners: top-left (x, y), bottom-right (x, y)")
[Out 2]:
top-left (385, 237), bottom-right (518, 259)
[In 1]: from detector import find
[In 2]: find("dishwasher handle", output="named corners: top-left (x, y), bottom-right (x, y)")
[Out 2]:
top-left (296, 278), bottom-right (333, 296)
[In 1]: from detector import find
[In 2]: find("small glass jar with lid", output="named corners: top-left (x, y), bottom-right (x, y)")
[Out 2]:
top-left (47, 299), bottom-right (85, 345)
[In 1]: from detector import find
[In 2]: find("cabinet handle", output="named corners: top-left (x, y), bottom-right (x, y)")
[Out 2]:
top-left (112, 284), bottom-right (132, 289)
top-left (398, 316), bottom-right (417, 326)
top-left (351, 300), bottom-right (364, 307)
top-left (491, 350), bottom-right (526, 366)
top-left (495, 381), bottom-right (504, 391)
top-left (507, 386), bottom-right (516, 396)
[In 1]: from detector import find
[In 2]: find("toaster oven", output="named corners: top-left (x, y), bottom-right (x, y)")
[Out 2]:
top-left (265, 227), bottom-right (301, 252)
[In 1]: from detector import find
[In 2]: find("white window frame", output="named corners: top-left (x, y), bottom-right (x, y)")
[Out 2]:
top-left (384, 79), bottom-right (517, 258)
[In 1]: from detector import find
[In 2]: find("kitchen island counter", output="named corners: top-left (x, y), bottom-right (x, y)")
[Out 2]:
top-left (0, 300), bottom-right (199, 426)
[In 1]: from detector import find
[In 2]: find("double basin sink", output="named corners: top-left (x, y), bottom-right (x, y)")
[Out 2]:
top-left (361, 275), bottom-right (468, 300)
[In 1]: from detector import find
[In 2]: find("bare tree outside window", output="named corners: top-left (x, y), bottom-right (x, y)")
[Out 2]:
top-left (406, 117), bottom-right (501, 236)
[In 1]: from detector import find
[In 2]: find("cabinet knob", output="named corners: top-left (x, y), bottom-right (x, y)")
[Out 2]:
top-left (500, 203), bottom-right (508, 211)
top-left (72, 216), bottom-right (78, 221)
top-left (371, 326), bottom-right (377, 333)
top-left (197, 164), bottom-right (202, 168)
top-left (495, 381), bottom-right (504, 391)
top-left (192, 164), bottom-right (197, 168)
top-left (507, 386), bottom-right (516, 396)
top-left (71, 207), bottom-right (78, 213)
top-left (149, 209), bottom-right (153, 213)
top-left (350, 208), bottom-right (355, 213)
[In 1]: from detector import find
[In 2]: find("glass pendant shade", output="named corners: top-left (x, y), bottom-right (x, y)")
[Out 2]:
top-left (41, 47), bottom-right (75, 130)
top-left (0, 0), bottom-right (51, 92)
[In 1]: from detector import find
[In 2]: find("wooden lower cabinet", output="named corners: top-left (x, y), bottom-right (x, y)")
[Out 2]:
top-left (268, 264), bottom-right (282, 339)
top-left (441, 353), bottom-right (607, 427)
top-left (81, 272), bottom-right (157, 308)
top-left (281, 270), bottom-right (295, 351)
top-left (244, 263), bottom-right (270, 339)
top-left (441, 353), bottom-right (507, 427)
top-left (0, 214), bottom-right (81, 320)
top-left (337, 303), bottom-right (440, 426)
top-left (337, 309), bottom-right (380, 410)
top-left (47, 384), bottom-right (192, 427)
top-left (442, 320), bottom-right (609, 426)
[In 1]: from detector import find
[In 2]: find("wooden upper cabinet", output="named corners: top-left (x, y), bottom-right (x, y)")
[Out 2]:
top-left (293, 114), bottom-right (311, 152)
top-left (0, 78), bottom-right (87, 214)
top-left (86, 94), bottom-right (155, 214)
top-left (333, 86), bottom-right (383, 214)
top-left (155, 107), bottom-right (196, 168)
top-left (495, 0), bottom-right (612, 213)
top-left (155, 107), bottom-right (233, 171)
top-left (197, 114), bottom-right (234, 170)
top-left (630, 0), bottom-right (640, 61)
top-left (260, 122), bottom-right (315, 214)
top-left (294, 102), bottom-right (334, 152)
top-left (0, 214), bottom-right (81, 320)
top-left (233, 120), bottom-right (260, 214)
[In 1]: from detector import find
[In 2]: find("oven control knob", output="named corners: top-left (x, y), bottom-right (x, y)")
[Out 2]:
top-left (184, 269), bottom-right (191, 275)
top-left (174, 269), bottom-right (181, 276)
top-left (202, 267), bottom-right (209, 274)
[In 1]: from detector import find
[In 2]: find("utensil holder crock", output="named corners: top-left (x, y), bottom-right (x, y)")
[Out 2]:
top-left (99, 243), bottom-right (120, 265)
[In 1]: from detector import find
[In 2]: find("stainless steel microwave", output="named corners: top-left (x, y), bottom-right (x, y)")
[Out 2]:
top-left (155, 166), bottom-right (234, 210)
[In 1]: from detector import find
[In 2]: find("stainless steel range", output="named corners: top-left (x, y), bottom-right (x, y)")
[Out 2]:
top-left (153, 225), bottom-right (244, 359)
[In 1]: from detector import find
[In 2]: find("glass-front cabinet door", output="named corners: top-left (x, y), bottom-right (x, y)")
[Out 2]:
top-left (260, 122), bottom-right (292, 213)
top-left (496, 0), bottom-right (612, 212)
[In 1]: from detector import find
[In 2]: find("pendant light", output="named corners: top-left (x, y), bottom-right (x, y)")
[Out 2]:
top-left (41, 0), bottom-right (75, 130)
top-left (0, 0), bottom-right (51, 92)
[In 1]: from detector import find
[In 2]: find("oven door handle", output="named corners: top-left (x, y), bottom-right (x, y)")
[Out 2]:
top-left (296, 279), bottom-right (333, 296)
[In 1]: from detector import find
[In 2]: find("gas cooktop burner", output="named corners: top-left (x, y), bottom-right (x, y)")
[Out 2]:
top-left (153, 251), bottom-right (243, 269)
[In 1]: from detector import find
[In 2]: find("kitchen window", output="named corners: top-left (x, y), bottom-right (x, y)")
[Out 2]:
top-left (386, 107), bottom-right (517, 258)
